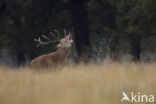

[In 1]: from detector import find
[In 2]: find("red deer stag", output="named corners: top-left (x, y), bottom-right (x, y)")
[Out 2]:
top-left (30, 29), bottom-right (73, 69)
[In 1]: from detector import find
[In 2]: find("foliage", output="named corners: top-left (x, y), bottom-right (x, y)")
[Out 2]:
top-left (0, 0), bottom-right (156, 65)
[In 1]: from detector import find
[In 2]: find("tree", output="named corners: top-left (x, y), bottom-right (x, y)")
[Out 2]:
top-left (0, 0), bottom-right (6, 15)
top-left (2, 0), bottom-right (28, 65)
top-left (69, 0), bottom-right (90, 62)
top-left (87, 0), bottom-right (120, 61)
top-left (116, 0), bottom-right (156, 61)
top-left (0, 0), bottom-right (71, 66)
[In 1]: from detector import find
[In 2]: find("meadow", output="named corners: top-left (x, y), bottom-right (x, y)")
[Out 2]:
top-left (0, 62), bottom-right (156, 104)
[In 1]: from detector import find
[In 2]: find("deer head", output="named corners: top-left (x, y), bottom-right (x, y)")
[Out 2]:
top-left (34, 29), bottom-right (73, 49)
top-left (57, 31), bottom-right (73, 49)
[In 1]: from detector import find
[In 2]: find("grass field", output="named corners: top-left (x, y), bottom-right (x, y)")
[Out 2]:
top-left (0, 62), bottom-right (156, 104)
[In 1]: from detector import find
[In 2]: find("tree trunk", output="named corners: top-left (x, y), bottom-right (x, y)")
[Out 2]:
top-left (130, 34), bottom-right (141, 62)
top-left (0, 0), bottom-right (6, 15)
top-left (15, 40), bottom-right (25, 66)
top-left (70, 0), bottom-right (90, 62)
top-left (110, 38), bottom-right (119, 61)
top-left (16, 48), bottom-right (25, 66)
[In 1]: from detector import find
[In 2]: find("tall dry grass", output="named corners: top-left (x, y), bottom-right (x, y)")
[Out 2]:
top-left (0, 62), bottom-right (156, 104)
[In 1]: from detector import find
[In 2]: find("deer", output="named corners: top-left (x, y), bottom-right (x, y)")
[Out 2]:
top-left (30, 29), bottom-right (73, 69)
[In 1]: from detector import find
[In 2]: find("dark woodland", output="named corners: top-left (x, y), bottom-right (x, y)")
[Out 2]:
top-left (0, 0), bottom-right (156, 66)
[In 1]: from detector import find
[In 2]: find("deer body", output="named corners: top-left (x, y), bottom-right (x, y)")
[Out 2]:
top-left (30, 29), bottom-right (73, 69)
top-left (30, 48), bottom-right (70, 68)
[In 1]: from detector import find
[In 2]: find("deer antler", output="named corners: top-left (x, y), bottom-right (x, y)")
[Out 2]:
top-left (54, 29), bottom-right (60, 39)
top-left (42, 35), bottom-right (58, 43)
top-left (64, 28), bottom-right (67, 36)
top-left (34, 37), bottom-right (51, 47)
top-left (34, 32), bottom-right (60, 47)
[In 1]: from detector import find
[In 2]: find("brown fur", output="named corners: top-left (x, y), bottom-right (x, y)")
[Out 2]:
top-left (30, 48), bottom-right (70, 69)
top-left (30, 33), bottom-right (73, 69)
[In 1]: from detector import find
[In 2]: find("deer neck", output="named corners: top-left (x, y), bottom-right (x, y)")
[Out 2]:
top-left (57, 48), bottom-right (70, 56)
top-left (47, 48), bottom-right (70, 63)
